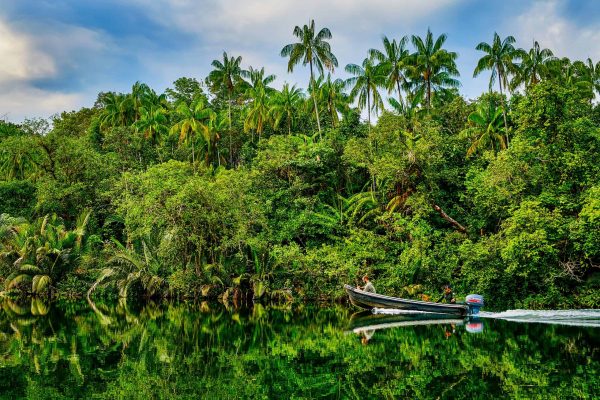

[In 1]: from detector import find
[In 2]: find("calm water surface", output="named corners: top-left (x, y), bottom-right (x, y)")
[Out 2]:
top-left (0, 299), bottom-right (598, 399)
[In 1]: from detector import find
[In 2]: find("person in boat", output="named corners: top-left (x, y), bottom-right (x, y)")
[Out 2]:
top-left (357, 275), bottom-right (376, 293)
top-left (437, 284), bottom-right (456, 303)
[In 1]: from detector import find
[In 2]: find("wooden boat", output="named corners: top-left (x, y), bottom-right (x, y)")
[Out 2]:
top-left (344, 284), bottom-right (470, 316)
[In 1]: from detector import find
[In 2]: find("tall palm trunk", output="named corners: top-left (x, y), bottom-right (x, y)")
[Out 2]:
top-left (396, 79), bottom-right (404, 109)
top-left (309, 59), bottom-right (322, 138)
top-left (426, 73), bottom-right (432, 108)
top-left (191, 135), bottom-right (195, 168)
top-left (498, 68), bottom-right (510, 148)
top-left (367, 87), bottom-right (371, 133)
top-left (228, 91), bottom-right (233, 165)
top-left (331, 102), bottom-right (337, 128)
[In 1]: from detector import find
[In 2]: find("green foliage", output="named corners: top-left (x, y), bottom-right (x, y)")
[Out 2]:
top-left (0, 32), bottom-right (597, 308)
top-left (0, 180), bottom-right (36, 218)
top-left (0, 210), bottom-right (92, 295)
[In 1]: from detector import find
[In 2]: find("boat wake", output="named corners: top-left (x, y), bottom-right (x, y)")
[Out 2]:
top-left (479, 309), bottom-right (600, 327)
top-left (372, 308), bottom-right (600, 327)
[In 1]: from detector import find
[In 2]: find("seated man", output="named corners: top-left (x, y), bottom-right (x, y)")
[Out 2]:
top-left (358, 275), bottom-right (376, 293)
top-left (437, 284), bottom-right (456, 303)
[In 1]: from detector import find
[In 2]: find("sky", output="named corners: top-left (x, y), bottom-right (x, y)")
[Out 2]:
top-left (0, 0), bottom-right (599, 122)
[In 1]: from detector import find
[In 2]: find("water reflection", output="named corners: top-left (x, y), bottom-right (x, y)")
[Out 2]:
top-left (0, 299), bottom-right (598, 399)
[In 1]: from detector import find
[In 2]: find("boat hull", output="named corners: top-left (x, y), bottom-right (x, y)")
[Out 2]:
top-left (344, 284), bottom-right (468, 316)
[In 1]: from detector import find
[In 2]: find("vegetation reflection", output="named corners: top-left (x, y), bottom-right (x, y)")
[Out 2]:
top-left (0, 300), bottom-right (597, 399)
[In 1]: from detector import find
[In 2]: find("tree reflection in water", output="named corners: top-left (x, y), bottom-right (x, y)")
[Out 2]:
top-left (0, 299), bottom-right (597, 399)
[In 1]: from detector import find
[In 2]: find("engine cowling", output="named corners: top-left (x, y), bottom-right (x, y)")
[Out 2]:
top-left (465, 294), bottom-right (484, 315)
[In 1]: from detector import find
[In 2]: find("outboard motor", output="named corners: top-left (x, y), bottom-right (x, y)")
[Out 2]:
top-left (465, 294), bottom-right (484, 315)
top-left (466, 319), bottom-right (484, 333)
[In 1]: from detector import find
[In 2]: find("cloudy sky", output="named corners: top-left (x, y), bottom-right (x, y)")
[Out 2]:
top-left (1, 0), bottom-right (599, 122)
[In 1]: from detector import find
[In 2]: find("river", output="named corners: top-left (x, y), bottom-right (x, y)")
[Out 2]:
top-left (0, 299), bottom-right (598, 399)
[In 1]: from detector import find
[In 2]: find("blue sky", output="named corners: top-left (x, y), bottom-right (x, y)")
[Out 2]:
top-left (0, 0), bottom-right (599, 122)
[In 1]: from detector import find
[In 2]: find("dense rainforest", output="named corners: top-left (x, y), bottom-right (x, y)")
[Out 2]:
top-left (0, 23), bottom-right (599, 309)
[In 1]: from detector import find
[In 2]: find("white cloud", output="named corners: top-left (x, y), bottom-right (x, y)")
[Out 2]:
top-left (0, 82), bottom-right (83, 122)
top-left (509, 0), bottom-right (600, 61)
top-left (0, 17), bottom-right (111, 122)
top-left (130, 0), bottom-right (460, 40)
top-left (0, 18), bottom-right (56, 83)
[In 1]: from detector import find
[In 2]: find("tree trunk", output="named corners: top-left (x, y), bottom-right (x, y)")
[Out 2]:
top-left (427, 75), bottom-right (432, 108)
top-left (367, 87), bottom-right (371, 133)
top-left (191, 135), bottom-right (195, 168)
top-left (396, 78), bottom-right (403, 109)
top-left (309, 59), bottom-right (322, 138)
top-left (228, 91), bottom-right (233, 165)
top-left (498, 69), bottom-right (510, 148)
top-left (432, 204), bottom-right (467, 233)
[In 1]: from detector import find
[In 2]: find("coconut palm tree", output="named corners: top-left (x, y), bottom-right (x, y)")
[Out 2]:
top-left (409, 29), bottom-right (460, 108)
top-left (473, 32), bottom-right (520, 138)
top-left (388, 89), bottom-right (424, 132)
top-left (461, 101), bottom-right (506, 157)
top-left (369, 35), bottom-right (411, 107)
top-left (130, 82), bottom-right (154, 122)
top-left (281, 19), bottom-right (338, 136)
top-left (244, 86), bottom-right (271, 139)
top-left (241, 66), bottom-right (276, 92)
top-left (345, 56), bottom-right (386, 131)
top-left (170, 99), bottom-right (213, 166)
top-left (511, 41), bottom-right (556, 89)
top-left (208, 53), bottom-right (243, 165)
top-left (207, 52), bottom-right (243, 130)
top-left (583, 58), bottom-right (600, 97)
top-left (269, 83), bottom-right (304, 135)
top-left (98, 92), bottom-right (135, 128)
top-left (200, 111), bottom-right (227, 167)
top-left (134, 106), bottom-right (169, 145)
top-left (317, 74), bottom-right (349, 128)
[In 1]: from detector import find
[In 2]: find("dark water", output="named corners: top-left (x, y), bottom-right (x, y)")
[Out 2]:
top-left (0, 299), bottom-right (598, 399)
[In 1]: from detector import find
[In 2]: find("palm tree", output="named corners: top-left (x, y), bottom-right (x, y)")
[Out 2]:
top-left (99, 92), bottom-right (135, 128)
top-left (1, 210), bottom-right (91, 295)
top-left (170, 99), bottom-right (213, 166)
top-left (269, 83), bottom-right (304, 135)
top-left (345, 56), bottom-right (386, 131)
top-left (409, 29), bottom-right (460, 108)
top-left (244, 86), bottom-right (271, 139)
top-left (583, 58), bottom-right (600, 97)
top-left (0, 136), bottom-right (40, 180)
top-left (461, 101), bottom-right (506, 157)
top-left (281, 19), bottom-right (338, 136)
top-left (318, 74), bottom-right (349, 128)
top-left (511, 41), bottom-right (556, 89)
top-left (241, 66), bottom-right (276, 92)
top-left (388, 89), bottom-right (424, 131)
top-left (89, 238), bottom-right (165, 299)
top-left (473, 32), bottom-right (520, 142)
top-left (207, 52), bottom-right (243, 165)
top-left (134, 106), bottom-right (169, 145)
top-left (549, 58), bottom-right (594, 98)
top-left (200, 111), bottom-right (227, 167)
top-left (369, 35), bottom-right (411, 107)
